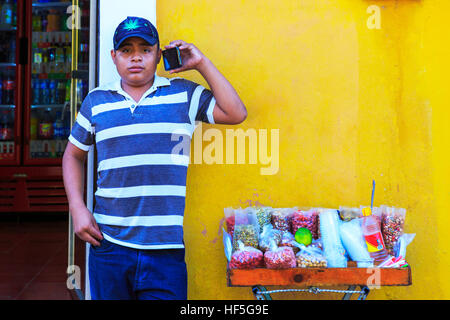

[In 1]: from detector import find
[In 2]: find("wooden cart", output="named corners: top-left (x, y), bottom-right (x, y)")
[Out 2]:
top-left (227, 262), bottom-right (412, 300)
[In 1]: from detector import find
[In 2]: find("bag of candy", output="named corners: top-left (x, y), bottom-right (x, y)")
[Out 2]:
top-left (296, 245), bottom-right (327, 268)
top-left (224, 207), bottom-right (236, 238)
top-left (380, 206), bottom-right (406, 256)
top-left (264, 240), bottom-right (297, 269)
top-left (259, 224), bottom-right (282, 252)
top-left (271, 207), bottom-right (296, 232)
top-left (232, 208), bottom-right (259, 251)
top-left (229, 241), bottom-right (264, 269)
top-left (290, 208), bottom-right (319, 239)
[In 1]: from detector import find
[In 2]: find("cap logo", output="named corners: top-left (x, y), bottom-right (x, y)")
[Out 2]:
top-left (123, 18), bottom-right (140, 31)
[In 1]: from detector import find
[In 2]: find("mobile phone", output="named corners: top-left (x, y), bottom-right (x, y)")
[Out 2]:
top-left (162, 47), bottom-right (182, 71)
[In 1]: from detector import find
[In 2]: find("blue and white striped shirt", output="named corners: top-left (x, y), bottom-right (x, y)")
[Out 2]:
top-left (69, 74), bottom-right (216, 249)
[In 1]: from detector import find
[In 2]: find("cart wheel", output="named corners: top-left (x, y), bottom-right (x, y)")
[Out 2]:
top-left (252, 286), bottom-right (272, 300)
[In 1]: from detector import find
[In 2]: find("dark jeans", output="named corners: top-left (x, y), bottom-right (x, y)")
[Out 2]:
top-left (88, 239), bottom-right (187, 300)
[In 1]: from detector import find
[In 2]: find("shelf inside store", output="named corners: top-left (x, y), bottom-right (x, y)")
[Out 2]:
top-left (32, 2), bottom-right (72, 8)
top-left (0, 105), bottom-right (15, 109)
top-left (31, 104), bottom-right (67, 110)
top-left (0, 63), bottom-right (16, 68)
top-left (0, 25), bottom-right (17, 31)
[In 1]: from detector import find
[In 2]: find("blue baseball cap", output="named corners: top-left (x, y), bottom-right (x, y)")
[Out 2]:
top-left (113, 16), bottom-right (159, 50)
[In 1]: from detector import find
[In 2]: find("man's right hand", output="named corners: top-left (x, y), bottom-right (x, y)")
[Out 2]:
top-left (71, 205), bottom-right (103, 247)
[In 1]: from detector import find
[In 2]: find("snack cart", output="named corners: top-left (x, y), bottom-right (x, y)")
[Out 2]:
top-left (224, 203), bottom-right (413, 300)
top-left (227, 262), bottom-right (412, 300)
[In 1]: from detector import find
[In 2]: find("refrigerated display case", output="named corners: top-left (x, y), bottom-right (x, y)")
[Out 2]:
top-left (0, 0), bottom-right (22, 165)
top-left (0, 0), bottom-right (92, 213)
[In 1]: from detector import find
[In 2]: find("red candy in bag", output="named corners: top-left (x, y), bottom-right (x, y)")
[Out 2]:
top-left (264, 241), bottom-right (297, 269)
top-left (229, 241), bottom-right (264, 269)
top-left (290, 209), bottom-right (319, 239)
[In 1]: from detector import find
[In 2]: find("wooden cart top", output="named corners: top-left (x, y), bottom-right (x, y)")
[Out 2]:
top-left (227, 263), bottom-right (412, 287)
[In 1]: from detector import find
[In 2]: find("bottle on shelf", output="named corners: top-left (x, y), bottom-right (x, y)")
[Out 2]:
top-left (53, 111), bottom-right (64, 139)
top-left (1, 0), bottom-right (13, 27)
top-left (38, 108), bottom-right (53, 140)
top-left (40, 79), bottom-right (50, 105)
top-left (49, 79), bottom-right (57, 104)
top-left (32, 79), bottom-right (40, 105)
top-left (3, 70), bottom-right (15, 105)
top-left (0, 110), bottom-right (13, 141)
top-left (361, 207), bottom-right (389, 264)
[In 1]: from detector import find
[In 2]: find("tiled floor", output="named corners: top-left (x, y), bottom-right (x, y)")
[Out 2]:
top-left (0, 215), bottom-right (75, 300)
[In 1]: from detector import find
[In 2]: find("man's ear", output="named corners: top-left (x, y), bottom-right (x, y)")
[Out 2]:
top-left (156, 48), bottom-right (162, 64)
top-left (110, 49), bottom-right (116, 64)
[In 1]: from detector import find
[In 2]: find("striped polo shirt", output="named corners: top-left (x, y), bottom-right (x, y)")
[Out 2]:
top-left (68, 74), bottom-right (216, 249)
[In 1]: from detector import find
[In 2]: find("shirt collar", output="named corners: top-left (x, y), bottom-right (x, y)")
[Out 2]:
top-left (102, 74), bottom-right (171, 103)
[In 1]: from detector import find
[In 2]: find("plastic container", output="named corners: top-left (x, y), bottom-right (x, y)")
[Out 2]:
top-left (339, 218), bottom-right (373, 267)
top-left (361, 207), bottom-right (389, 264)
top-left (319, 209), bottom-right (347, 268)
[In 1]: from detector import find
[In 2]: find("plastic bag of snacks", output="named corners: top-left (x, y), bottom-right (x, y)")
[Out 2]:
top-left (279, 230), bottom-right (301, 254)
top-left (264, 240), bottom-right (297, 269)
top-left (296, 245), bottom-right (327, 268)
top-left (339, 218), bottom-right (373, 268)
top-left (338, 206), bottom-right (361, 222)
top-left (290, 208), bottom-right (319, 239)
top-left (255, 206), bottom-right (273, 230)
top-left (380, 206), bottom-right (406, 256)
top-left (259, 224), bottom-right (282, 253)
top-left (229, 241), bottom-right (264, 269)
top-left (224, 207), bottom-right (236, 238)
top-left (394, 233), bottom-right (415, 259)
top-left (271, 208), bottom-right (296, 232)
top-left (232, 209), bottom-right (259, 251)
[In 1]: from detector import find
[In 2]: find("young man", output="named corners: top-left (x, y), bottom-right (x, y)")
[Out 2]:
top-left (62, 16), bottom-right (247, 300)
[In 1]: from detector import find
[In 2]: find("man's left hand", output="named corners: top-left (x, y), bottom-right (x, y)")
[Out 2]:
top-left (164, 40), bottom-right (207, 73)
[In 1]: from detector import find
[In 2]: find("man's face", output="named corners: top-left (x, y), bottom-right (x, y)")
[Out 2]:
top-left (111, 36), bottom-right (162, 87)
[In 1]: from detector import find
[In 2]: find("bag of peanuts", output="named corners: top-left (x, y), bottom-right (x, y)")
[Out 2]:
top-left (254, 206), bottom-right (273, 230)
top-left (232, 208), bottom-right (260, 252)
top-left (290, 208), bottom-right (320, 239)
top-left (264, 240), bottom-right (297, 269)
top-left (296, 245), bottom-right (327, 268)
top-left (380, 205), bottom-right (406, 256)
top-left (229, 241), bottom-right (264, 269)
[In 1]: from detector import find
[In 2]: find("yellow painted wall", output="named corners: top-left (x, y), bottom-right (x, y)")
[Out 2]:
top-left (157, 0), bottom-right (450, 299)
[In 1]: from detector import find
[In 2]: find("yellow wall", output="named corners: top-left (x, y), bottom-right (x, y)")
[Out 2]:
top-left (157, 0), bottom-right (450, 299)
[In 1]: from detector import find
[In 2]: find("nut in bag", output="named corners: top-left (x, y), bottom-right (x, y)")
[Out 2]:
top-left (271, 207), bottom-right (296, 232)
top-left (229, 241), bottom-right (264, 269)
top-left (232, 209), bottom-right (259, 251)
top-left (380, 205), bottom-right (406, 256)
top-left (290, 208), bottom-right (319, 239)
top-left (296, 245), bottom-right (327, 268)
top-left (264, 240), bottom-right (297, 269)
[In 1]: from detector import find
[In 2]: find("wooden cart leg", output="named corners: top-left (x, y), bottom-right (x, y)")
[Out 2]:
top-left (342, 285), bottom-right (356, 300)
top-left (252, 286), bottom-right (273, 300)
